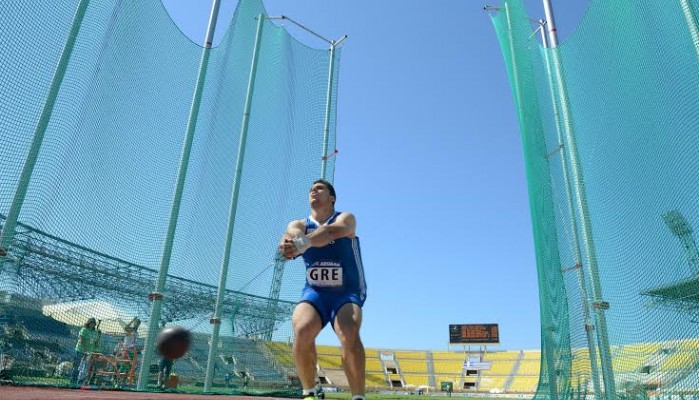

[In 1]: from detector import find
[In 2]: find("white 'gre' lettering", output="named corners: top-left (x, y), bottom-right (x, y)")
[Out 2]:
top-left (307, 267), bottom-right (342, 287)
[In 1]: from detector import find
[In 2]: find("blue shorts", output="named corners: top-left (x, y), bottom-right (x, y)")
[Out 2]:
top-left (299, 287), bottom-right (365, 328)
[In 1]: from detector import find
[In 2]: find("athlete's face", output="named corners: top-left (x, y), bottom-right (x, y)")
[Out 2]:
top-left (309, 183), bottom-right (334, 207)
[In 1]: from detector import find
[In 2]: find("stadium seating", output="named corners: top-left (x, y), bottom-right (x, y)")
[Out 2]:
top-left (661, 340), bottom-right (699, 371)
top-left (431, 350), bottom-right (467, 360)
top-left (402, 373), bottom-right (430, 386)
top-left (365, 356), bottom-right (382, 373)
top-left (432, 358), bottom-right (463, 387)
top-left (264, 341), bottom-right (295, 369)
top-left (316, 344), bottom-right (342, 355)
top-left (612, 343), bottom-right (657, 373)
top-left (4, 289), bottom-right (696, 395)
top-left (517, 359), bottom-right (541, 374)
top-left (484, 350), bottom-right (522, 360)
top-left (478, 375), bottom-right (508, 392)
top-left (317, 353), bottom-right (342, 369)
top-left (365, 354), bottom-right (387, 389)
top-left (508, 375), bottom-right (539, 392)
top-left (396, 359), bottom-right (426, 373)
top-left (394, 350), bottom-right (426, 360)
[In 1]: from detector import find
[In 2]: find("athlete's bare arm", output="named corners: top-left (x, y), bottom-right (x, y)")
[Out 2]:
top-left (279, 219), bottom-right (305, 259)
top-left (307, 212), bottom-right (356, 246)
top-left (279, 212), bottom-right (356, 259)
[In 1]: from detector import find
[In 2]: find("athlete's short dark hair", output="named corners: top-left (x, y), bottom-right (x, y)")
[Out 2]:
top-left (312, 179), bottom-right (336, 200)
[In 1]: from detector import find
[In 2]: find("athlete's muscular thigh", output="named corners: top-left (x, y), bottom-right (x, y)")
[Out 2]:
top-left (333, 302), bottom-right (362, 340)
top-left (292, 302), bottom-right (322, 340)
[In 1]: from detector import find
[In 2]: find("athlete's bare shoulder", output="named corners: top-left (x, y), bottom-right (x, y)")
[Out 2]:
top-left (287, 218), bottom-right (306, 233)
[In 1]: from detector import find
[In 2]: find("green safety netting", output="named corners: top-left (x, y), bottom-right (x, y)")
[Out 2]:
top-left (0, 0), bottom-right (339, 395)
top-left (492, 0), bottom-right (699, 399)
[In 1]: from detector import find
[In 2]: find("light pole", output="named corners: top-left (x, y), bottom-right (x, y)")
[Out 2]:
top-left (662, 210), bottom-right (699, 276)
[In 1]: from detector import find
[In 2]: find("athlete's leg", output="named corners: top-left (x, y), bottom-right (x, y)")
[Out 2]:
top-left (333, 302), bottom-right (365, 398)
top-left (292, 302), bottom-right (323, 394)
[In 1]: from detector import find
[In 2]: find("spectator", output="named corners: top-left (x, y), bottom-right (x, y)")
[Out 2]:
top-left (242, 370), bottom-right (250, 389)
top-left (224, 370), bottom-right (234, 388)
top-left (70, 318), bottom-right (99, 385)
top-left (121, 317), bottom-right (141, 360)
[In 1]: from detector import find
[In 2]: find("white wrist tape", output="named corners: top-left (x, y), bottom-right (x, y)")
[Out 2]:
top-left (292, 236), bottom-right (311, 254)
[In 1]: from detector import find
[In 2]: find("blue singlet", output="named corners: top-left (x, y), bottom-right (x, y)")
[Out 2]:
top-left (298, 211), bottom-right (367, 327)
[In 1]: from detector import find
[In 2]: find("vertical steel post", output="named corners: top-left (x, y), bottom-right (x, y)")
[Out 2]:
top-left (542, 1), bottom-right (617, 398)
top-left (320, 42), bottom-right (337, 180)
top-left (203, 13), bottom-right (265, 392)
top-left (0, 0), bottom-right (90, 259)
top-left (136, 0), bottom-right (223, 390)
top-left (542, 0), bottom-right (559, 47)
top-left (680, 0), bottom-right (699, 60)
top-left (260, 17), bottom-right (346, 342)
top-left (539, 19), bottom-right (602, 400)
top-left (504, 4), bottom-right (558, 395)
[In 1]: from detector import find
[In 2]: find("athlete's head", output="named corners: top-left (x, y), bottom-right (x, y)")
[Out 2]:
top-left (310, 179), bottom-right (336, 207)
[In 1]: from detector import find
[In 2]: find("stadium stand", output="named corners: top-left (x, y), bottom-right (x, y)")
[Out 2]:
top-left (316, 344), bottom-right (342, 355)
top-left (264, 341), bottom-right (295, 370)
top-left (517, 358), bottom-right (541, 374)
top-left (403, 373), bottom-right (430, 387)
top-left (324, 369), bottom-right (349, 388)
top-left (2, 295), bottom-right (696, 396)
top-left (395, 355), bottom-right (427, 373)
top-left (479, 351), bottom-right (519, 392)
top-left (484, 350), bottom-right (522, 360)
top-left (317, 353), bottom-right (342, 370)
top-left (0, 296), bottom-right (75, 379)
top-left (5, 316), bottom-right (699, 397)
top-left (478, 375), bottom-right (509, 393)
top-left (657, 339), bottom-right (699, 389)
top-left (508, 376), bottom-right (539, 393)
top-left (366, 351), bottom-right (388, 389)
top-left (396, 353), bottom-right (429, 388)
top-left (394, 350), bottom-right (427, 360)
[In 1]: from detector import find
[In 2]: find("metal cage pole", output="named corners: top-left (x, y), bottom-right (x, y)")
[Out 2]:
top-left (680, 0), bottom-right (699, 60)
top-left (501, 8), bottom-right (555, 398)
top-left (267, 16), bottom-right (347, 180)
top-left (538, 20), bottom-right (602, 400)
top-left (320, 42), bottom-right (338, 180)
top-left (136, 0), bottom-right (223, 390)
top-left (203, 13), bottom-right (265, 392)
top-left (542, 1), bottom-right (617, 398)
top-left (0, 0), bottom-right (90, 260)
top-left (320, 36), bottom-right (346, 179)
top-left (486, 5), bottom-right (562, 396)
top-left (260, 16), bottom-right (347, 342)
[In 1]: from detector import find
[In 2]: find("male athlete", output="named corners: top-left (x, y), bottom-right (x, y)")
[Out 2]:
top-left (279, 179), bottom-right (367, 400)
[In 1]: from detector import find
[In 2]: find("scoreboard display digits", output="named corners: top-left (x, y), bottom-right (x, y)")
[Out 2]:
top-left (449, 323), bottom-right (499, 345)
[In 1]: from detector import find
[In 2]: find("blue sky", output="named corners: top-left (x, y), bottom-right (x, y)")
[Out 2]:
top-left (160, 0), bottom-right (591, 351)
